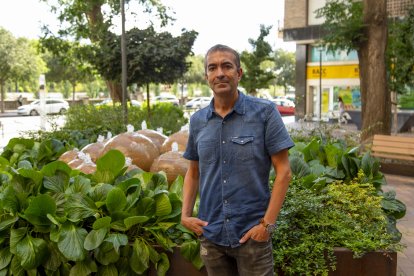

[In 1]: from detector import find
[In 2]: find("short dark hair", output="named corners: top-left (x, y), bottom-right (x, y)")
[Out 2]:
top-left (204, 44), bottom-right (241, 73)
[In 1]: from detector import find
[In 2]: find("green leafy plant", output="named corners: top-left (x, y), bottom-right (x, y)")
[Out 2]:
top-left (273, 175), bottom-right (403, 275)
top-left (24, 103), bottom-right (188, 148)
top-left (0, 144), bottom-right (201, 275)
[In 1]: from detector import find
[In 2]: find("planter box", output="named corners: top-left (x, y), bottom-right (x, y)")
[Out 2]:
top-left (329, 248), bottom-right (397, 276)
top-left (150, 247), bottom-right (396, 276)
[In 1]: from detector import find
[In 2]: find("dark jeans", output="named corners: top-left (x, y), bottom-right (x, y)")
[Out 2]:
top-left (199, 237), bottom-right (274, 276)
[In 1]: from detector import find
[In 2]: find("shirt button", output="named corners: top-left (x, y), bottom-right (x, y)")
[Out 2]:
top-left (223, 180), bottom-right (227, 183)
top-left (222, 141), bottom-right (226, 144)
top-left (226, 219), bottom-right (229, 222)
top-left (223, 160), bottom-right (226, 164)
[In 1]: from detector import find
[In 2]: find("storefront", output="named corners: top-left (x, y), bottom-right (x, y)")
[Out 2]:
top-left (306, 46), bottom-right (361, 120)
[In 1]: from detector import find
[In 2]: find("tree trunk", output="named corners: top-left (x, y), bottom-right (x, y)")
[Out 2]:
top-left (146, 83), bottom-right (151, 119)
top-left (106, 81), bottom-right (122, 102)
top-left (0, 80), bottom-right (5, 113)
top-left (359, 0), bottom-right (390, 141)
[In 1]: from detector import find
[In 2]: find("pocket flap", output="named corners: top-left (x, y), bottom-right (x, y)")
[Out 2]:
top-left (231, 136), bottom-right (254, 145)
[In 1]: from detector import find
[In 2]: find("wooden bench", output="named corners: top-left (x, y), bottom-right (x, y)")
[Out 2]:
top-left (372, 134), bottom-right (414, 176)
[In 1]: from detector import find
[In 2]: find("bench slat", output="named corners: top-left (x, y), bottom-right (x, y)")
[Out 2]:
top-left (373, 140), bottom-right (414, 150)
top-left (372, 135), bottom-right (414, 162)
top-left (372, 145), bottom-right (414, 156)
top-left (372, 152), bottom-right (414, 161)
top-left (373, 134), bottom-right (414, 143)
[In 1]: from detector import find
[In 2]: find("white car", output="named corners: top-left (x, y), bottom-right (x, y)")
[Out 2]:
top-left (185, 97), bottom-right (212, 109)
top-left (153, 95), bottom-right (179, 106)
top-left (17, 99), bottom-right (70, 116)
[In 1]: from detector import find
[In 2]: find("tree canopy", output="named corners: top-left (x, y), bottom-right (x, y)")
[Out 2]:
top-left (240, 25), bottom-right (275, 95)
top-left (317, 0), bottom-right (390, 140)
top-left (274, 49), bottom-right (295, 94)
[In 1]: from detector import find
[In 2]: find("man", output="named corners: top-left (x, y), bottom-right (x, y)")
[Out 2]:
top-left (181, 44), bottom-right (294, 276)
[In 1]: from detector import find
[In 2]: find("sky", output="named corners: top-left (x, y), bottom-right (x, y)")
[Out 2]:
top-left (0, 0), bottom-right (295, 55)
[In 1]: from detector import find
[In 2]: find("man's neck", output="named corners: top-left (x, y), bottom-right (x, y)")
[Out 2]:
top-left (213, 90), bottom-right (239, 118)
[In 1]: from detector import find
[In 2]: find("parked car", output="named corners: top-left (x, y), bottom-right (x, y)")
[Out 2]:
top-left (185, 97), bottom-right (212, 109)
top-left (17, 99), bottom-right (69, 116)
top-left (153, 95), bottom-right (179, 106)
top-left (274, 98), bottom-right (295, 116)
top-left (94, 98), bottom-right (113, 106)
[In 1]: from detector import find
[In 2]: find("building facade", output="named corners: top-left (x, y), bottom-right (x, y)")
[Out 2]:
top-left (283, 0), bottom-right (414, 120)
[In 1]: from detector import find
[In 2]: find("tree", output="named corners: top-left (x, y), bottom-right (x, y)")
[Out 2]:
top-left (240, 25), bottom-right (275, 95)
top-left (41, 0), bottom-right (173, 102)
top-left (274, 49), bottom-right (295, 94)
top-left (94, 27), bottom-right (197, 115)
top-left (387, 6), bottom-right (414, 95)
top-left (41, 39), bottom-right (95, 101)
top-left (317, 0), bottom-right (389, 141)
top-left (0, 28), bottom-right (44, 112)
top-left (179, 55), bottom-right (206, 98)
top-left (0, 28), bottom-right (16, 112)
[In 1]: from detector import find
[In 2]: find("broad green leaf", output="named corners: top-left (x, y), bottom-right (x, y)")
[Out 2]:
top-left (156, 253), bottom-right (170, 276)
top-left (106, 187), bottom-right (127, 213)
top-left (23, 194), bottom-right (56, 226)
top-left (94, 242), bottom-right (120, 265)
top-left (41, 160), bottom-right (72, 177)
top-left (137, 197), bottom-right (156, 216)
top-left (130, 239), bottom-right (150, 274)
top-left (65, 176), bottom-right (91, 195)
top-left (43, 171), bottom-right (70, 193)
top-left (288, 155), bottom-right (310, 178)
top-left (95, 150), bottom-right (125, 182)
top-left (169, 175), bottom-right (184, 199)
top-left (104, 233), bottom-right (128, 253)
top-left (65, 194), bottom-right (98, 222)
top-left (43, 241), bottom-right (64, 272)
top-left (116, 177), bottom-right (141, 193)
top-left (0, 248), bottom-right (12, 270)
top-left (89, 183), bottom-right (114, 202)
top-left (0, 156), bottom-right (10, 171)
top-left (0, 185), bottom-right (19, 214)
top-left (37, 139), bottom-right (66, 164)
top-left (69, 258), bottom-right (97, 276)
top-left (155, 193), bottom-right (172, 217)
top-left (0, 268), bottom-right (7, 276)
top-left (18, 168), bottom-right (43, 185)
top-left (15, 235), bottom-right (48, 269)
top-left (10, 256), bottom-right (25, 276)
top-left (97, 264), bottom-right (118, 276)
top-left (10, 228), bottom-right (27, 255)
top-left (148, 229), bottom-right (175, 251)
top-left (84, 228), bottom-right (108, 251)
top-left (0, 216), bottom-right (18, 231)
top-left (124, 216), bottom-right (149, 229)
top-left (148, 245), bottom-right (160, 264)
top-left (17, 160), bottom-right (32, 170)
top-left (310, 163), bottom-right (326, 177)
top-left (58, 223), bottom-right (88, 261)
top-left (93, 170), bottom-right (116, 185)
top-left (93, 217), bottom-right (112, 230)
top-left (180, 240), bottom-right (199, 261)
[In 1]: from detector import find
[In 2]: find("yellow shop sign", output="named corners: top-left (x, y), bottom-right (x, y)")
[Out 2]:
top-left (307, 64), bottom-right (359, 79)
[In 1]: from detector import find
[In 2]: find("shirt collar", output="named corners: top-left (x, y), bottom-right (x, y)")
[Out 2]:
top-left (206, 90), bottom-right (246, 120)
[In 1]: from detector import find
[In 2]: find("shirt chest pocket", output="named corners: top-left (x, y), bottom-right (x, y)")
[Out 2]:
top-left (231, 136), bottom-right (254, 161)
top-left (198, 141), bottom-right (217, 164)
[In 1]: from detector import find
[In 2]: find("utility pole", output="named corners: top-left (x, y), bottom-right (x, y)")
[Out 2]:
top-left (120, 0), bottom-right (128, 125)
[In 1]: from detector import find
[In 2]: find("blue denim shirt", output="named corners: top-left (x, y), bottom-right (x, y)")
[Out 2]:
top-left (183, 91), bottom-right (294, 247)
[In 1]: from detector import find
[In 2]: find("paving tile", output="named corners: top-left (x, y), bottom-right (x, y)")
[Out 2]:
top-left (385, 174), bottom-right (414, 276)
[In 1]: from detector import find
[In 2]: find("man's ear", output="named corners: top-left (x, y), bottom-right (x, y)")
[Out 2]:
top-left (238, 68), bottom-right (243, 80)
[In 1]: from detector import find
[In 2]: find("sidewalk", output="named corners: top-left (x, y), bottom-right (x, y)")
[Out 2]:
top-left (384, 174), bottom-right (414, 276)
top-left (0, 110), bottom-right (18, 117)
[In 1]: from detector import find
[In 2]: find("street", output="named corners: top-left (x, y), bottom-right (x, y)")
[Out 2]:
top-left (0, 114), bottom-right (65, 149)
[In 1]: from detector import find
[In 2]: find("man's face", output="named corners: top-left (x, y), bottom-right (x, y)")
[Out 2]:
top-left (205, 51), bottom-right (242, 96)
